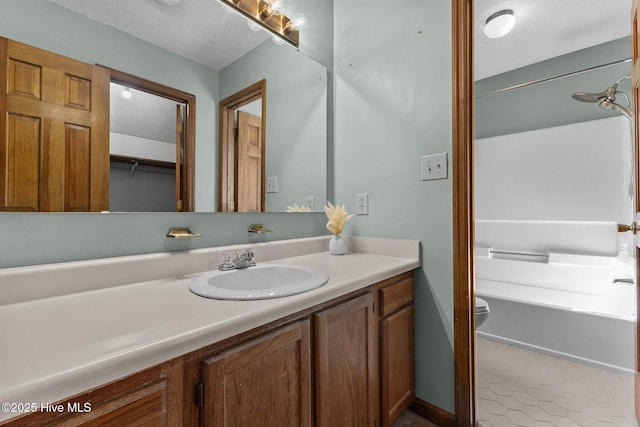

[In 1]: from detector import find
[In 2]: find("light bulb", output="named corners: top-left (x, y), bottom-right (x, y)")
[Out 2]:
top-left (266, 0), bottom-right (284, 16)
top-left (290, 12), bottom-right (308, 31)
top-left (122, 87), bottom-right (132, 99)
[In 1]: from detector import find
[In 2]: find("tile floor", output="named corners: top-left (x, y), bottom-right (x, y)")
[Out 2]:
top-left (477, 337), bottom-right (639, 427)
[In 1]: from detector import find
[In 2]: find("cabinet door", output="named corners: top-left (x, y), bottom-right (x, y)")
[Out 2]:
top-left (201, 320), bottom-right (312, 427)
top-left (0, 361), bottom-right (182, 427)
top-left (314, 293), bottom-right (377, 427)
top-left (380, 304), bottom-right (414, 427)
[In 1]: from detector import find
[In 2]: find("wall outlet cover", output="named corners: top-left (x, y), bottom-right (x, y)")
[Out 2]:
top-left (356, 193), bottom-right (368, 215)
top-left (305, 196), bottom-right (315, 211)
top-left (266, 176), bottom-right (278, 193)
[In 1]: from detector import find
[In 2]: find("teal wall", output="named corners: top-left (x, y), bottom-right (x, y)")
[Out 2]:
top-left (476, 37), bottom-right (632, 139)
top-left (334, 0), bottom-right (455, 413)
top-left (0, 212), bottom-right (326, 268)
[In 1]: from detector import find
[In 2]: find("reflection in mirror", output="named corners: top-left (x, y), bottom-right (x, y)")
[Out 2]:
top-left (0, 0), bottom-right (329, 213)
top-left (219, 80), bottom-right (266, 212)
top-left (220, 40), bottom-right (327, 212)
top-left (109, 83), bottom-right (179, 212)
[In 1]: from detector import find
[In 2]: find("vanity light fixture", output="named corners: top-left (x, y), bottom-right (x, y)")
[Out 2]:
top-left (484, 9), bottom-right (516, 39)
top-left (221, 0), bottom-right (306, 47)
top-left (122, 87), bottom-right (132, 99)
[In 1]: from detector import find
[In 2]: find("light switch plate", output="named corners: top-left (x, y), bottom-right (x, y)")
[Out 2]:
top-left (421, 153), bottom-right (448, 181)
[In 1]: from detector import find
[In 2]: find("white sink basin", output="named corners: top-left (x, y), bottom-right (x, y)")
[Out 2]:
top-left (189, 264), bottom-right (329, 300)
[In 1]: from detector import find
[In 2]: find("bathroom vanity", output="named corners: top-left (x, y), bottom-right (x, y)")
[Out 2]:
top-left (0, 237), bottom-right (418, 426)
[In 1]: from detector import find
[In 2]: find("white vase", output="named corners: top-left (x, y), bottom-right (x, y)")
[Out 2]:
top-left (329, 234), bottom-right (347, 255)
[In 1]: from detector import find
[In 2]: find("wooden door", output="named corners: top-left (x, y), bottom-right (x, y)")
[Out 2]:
top-left (314, 293), bottom-right (378, 427)
top-left (0, 38), bottom-right (109, 212)
top-left (175, 104), bottom-right (184, 211)
top-left (236, 110), bottom-right (264, 212)
top-left (200, 320), bottom-right (312, 427)
top-left (632, 0), bottom-right (640, 420)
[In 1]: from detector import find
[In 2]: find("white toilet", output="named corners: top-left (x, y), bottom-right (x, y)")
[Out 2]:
top-left (475, 297), bottom-right (490, 328)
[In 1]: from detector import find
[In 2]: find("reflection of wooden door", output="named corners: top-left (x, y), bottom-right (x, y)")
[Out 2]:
top-left (218, 79), bottom-right (266, 212)
top-left (175, 104), bottom-right (184, 211)
top-left (632, 0), bottom-right (640, 421)
top-left (236, 111), bottom-right (264, 212)
top-left (0, 38), bottom-right (109, 212)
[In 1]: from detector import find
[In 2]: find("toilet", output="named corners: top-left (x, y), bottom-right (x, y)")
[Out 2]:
top-left (475, 297), bottom-right (490, 328)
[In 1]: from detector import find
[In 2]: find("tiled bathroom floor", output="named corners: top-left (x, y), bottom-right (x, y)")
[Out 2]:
top-left (477, 337), bottom-right (639, 427)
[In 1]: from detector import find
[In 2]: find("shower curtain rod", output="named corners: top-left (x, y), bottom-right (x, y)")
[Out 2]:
top-left (475, 57), bottom-right (632, 99)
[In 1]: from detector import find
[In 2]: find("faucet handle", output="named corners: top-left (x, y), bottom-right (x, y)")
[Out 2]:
top-left (218, 251), bottom-right (234, 270)
top-left (237, 248), bottom-right (255, 260)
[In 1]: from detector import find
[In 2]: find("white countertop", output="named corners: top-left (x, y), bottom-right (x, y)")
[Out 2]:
top-left (0, 237), bottom-right (419, 422)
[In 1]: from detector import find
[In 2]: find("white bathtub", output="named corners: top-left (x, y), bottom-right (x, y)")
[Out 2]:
top-left (475, 252), bottom-right (636, 374)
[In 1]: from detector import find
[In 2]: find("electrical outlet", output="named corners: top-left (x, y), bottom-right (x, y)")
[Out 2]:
top-left (421, 152), bottom-right (448, 181)
top-left (305, 196), bottom-right (315, 211)
top-left (266, 176), bottom-right (278, 193)
top-left (356, 193), bottom-right (368, 215)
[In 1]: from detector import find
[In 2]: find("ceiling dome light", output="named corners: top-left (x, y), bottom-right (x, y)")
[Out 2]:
top-left (484, 9), bottom-right (516, 39)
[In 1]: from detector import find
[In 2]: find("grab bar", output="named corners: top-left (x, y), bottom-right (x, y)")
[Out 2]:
top-left (488, 249), bottom-right (549, 262)
top-left (612, 278), bottom-right (634, 285)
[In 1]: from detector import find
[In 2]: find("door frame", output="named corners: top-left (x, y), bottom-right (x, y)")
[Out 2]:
top-left (106, 67), bottom-right (196, 212)
top-left (452, 0), bottom-right (476, 425)
top-left (218, 79), bottom-right (267, 212)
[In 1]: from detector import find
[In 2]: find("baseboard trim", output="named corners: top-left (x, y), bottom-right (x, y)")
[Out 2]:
top-left (410, 397), bottom-right (455, 427)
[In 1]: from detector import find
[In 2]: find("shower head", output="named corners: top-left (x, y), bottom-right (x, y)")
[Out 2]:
top-left (571, 82), bottom-right (619, 103)
top-left (572, 76), bottom-right (632, 119)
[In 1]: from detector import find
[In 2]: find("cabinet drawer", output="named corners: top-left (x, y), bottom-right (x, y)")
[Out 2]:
top-left (378, 276), bottom-right (413, 317)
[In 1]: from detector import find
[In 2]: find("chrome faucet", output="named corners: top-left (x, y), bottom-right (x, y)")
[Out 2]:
top-left (218, 249), bottom-right (256, 271)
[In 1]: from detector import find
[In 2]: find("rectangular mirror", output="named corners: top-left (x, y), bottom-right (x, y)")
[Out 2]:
top-left (0, 0), bottom-right (330, 213)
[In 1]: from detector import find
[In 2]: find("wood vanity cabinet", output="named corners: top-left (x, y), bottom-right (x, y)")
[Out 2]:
top-left (375, 272), bottom-right (415, 427)
top-left (1, 272), bottom-right (415, 427)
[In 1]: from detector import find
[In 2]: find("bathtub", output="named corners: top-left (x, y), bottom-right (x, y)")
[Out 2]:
top-left (475, 252), bottom-right (636, 374)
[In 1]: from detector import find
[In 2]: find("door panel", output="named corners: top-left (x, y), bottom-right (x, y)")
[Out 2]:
top-left (236, 110), bottom-right (264, 212)
top-left (0, 37), bottom-right (109, 212)
top-left (3, 114), bottom-right (40, 210)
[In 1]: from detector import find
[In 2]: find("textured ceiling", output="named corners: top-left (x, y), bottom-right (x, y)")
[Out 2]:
top-left (49, 0), bottom-right (270, 70)
top-left (110, 83), bottom-right (177, 144)
top-left (475, 0), bottom-right (632, 80)
top-left (49, 0), bottom-right (634, 80)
